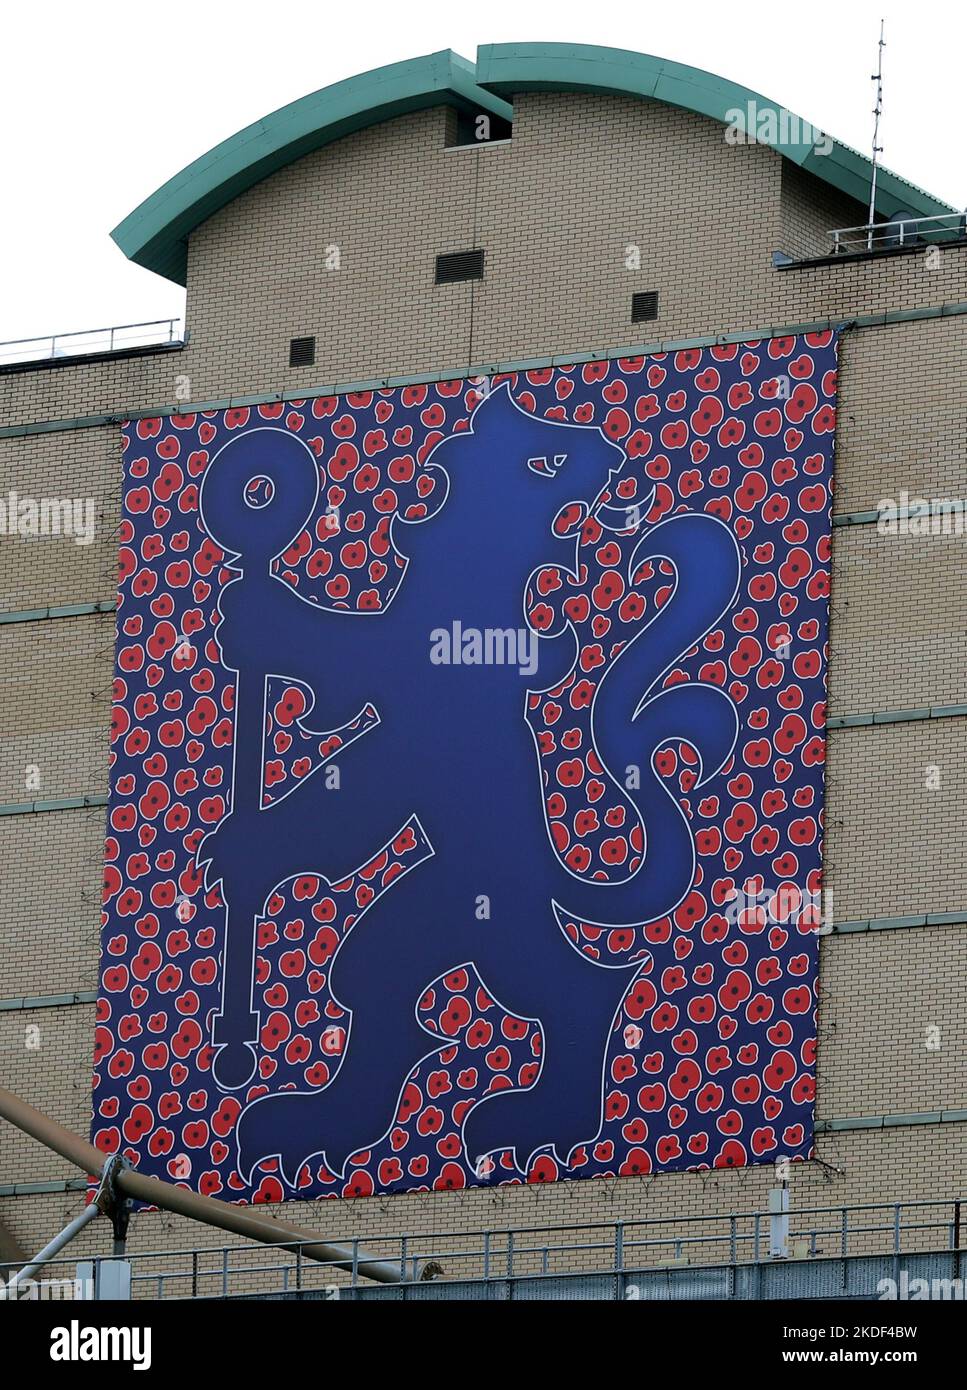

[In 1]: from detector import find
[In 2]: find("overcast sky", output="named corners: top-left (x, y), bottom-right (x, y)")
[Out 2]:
top-left (2, 0), bottom-right (964, 345)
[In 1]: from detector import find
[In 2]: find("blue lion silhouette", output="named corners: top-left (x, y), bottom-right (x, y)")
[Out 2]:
top-left (197, 383), bottom-right (741, 1180)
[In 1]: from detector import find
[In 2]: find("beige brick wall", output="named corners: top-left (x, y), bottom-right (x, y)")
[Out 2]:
top-left (834, 316), bottom-right (967, 516)
top-left (185, 106), bottom-right (478, 400)
top-left (1, 89), bottom-right (965, 1272)
top-left (0, 808), bottom-right (103, 998)
top-left (778, 161), bottom-right (869, 264)
top-left (817, 925), bottom-right (967, 1118)
top-left (0, 428), bottom-right (121, 611)
top-left (0, 352), bottom-right (180, 432)
top-left (823, 720), bottom-right (967, 921)
top-left (0, 613), bottom-right (113, 803)
top-left (829, 531), bottom-right (967, 715)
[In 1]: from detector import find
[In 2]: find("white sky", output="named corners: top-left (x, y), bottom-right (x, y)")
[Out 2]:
top-left (2, 0), bottom-right (964, 344)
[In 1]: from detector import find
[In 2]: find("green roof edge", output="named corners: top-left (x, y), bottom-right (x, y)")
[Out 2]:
top-left (113, 42), bottom-right (958, 287)
top-left (111, 50), bottom-right (512, 286)
top-left (476, 43), bottom-right (957, 222)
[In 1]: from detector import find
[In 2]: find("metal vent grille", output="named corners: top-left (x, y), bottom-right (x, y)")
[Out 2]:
top-left (631, 291), bottom-right (660, 323)
top-left (435, 249), bottom-right (485, 284)
top-left (288, 336), bottom-right (316, 367)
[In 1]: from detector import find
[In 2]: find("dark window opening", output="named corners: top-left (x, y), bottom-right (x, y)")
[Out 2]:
top-left (449, 109), bottom-right (513, 147)
top-left (289, 336), bottom-right (315, 367)
top-left (631, 291), bottom-right (660, 324)
top-left (435, 249), bottom-right (485, 284)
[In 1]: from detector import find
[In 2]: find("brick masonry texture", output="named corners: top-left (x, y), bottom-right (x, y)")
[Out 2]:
top-left (0, 428), bottom-right (121, 611)
top-left (778, 162), bottom-right (870, 265)
top-left (0, 91), bottom-right (965, 1267)
top-left (828, 529), bottom-right (967, 715)
top-left (0, 613), bottom-right (113, 804)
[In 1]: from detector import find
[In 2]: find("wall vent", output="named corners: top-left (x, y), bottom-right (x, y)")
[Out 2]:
top-left (631, 291), bottom-right (660, 324)
top-left (288, 335), bottom-right (316, 367)
top-left (435, 249), bottom-right (484, 284)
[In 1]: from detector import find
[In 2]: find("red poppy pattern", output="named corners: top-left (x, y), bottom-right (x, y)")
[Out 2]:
top-left (261, 677), bottom-right (379, 808)
top-left (95, 332), bottom-right (836, 1198)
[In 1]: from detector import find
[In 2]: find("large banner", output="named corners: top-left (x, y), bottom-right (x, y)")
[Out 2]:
top-left (94, 332), bottom-right (837, 1200)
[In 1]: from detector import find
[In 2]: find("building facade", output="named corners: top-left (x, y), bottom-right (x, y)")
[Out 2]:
top-left (1, 44), bottom-right (965, 1290)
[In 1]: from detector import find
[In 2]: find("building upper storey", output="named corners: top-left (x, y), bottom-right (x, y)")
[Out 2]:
top-left (3, 43), bottom-right (965, 426)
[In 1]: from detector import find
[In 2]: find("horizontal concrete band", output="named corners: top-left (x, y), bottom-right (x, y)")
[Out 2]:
top-left (5, 1113), bottom-right (967, 1197)
top-left (2, 300), bottom-right (967, 441)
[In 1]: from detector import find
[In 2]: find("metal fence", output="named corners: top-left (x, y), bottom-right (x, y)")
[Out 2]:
top-left (828, 211), bottom-right (967, 257)
top-left (0, 319), bottom-right (184, 366)
top-left (3, 1196), bottom-right (962, 1300)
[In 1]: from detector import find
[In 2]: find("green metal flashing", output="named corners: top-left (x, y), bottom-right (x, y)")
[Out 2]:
top-left (0, 991), bottom-right (97, 1012)
top-left (0, 1179), bottom-right (88, 1197)
top-left (0, 601), bottom-right (116, 626)
top-left (112, 50), bottom-right (512, 285)
top-left (817, 1108), bottom-right (967, 1134)
top-left (834, 498), bottom-right (967, 529)
top-left (831, 912), bottom-right (966, 935)
top-left (476, 43), bottom-right (957, 223)
top-left (0, 794), bottom-right (107, 817)
top-left (826, 703), bottom-right (967, 729)
top-left (832, 509), bottom-right (882, 528)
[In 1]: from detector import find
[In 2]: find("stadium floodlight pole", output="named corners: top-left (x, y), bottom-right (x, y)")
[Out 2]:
top-left (0, 1084), bottom-right (440, 1285)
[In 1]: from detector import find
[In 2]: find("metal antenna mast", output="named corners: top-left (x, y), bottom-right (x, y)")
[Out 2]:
top-left (867, 19), bottom-right (886, 250)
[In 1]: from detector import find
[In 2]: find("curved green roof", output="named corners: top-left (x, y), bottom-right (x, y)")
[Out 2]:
top-left (477, 43), bottom-right (956, 225)
top-left (111, 51), bottom-right (512, 285)
top-left (113, 42), bottom-right (957, 285)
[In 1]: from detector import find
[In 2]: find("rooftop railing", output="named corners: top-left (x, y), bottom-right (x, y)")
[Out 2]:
top-left (829, 210), bottom-right (967, 257)
top-left (0, 318), bottom-right (184, 366)
top-left (3, 1196), bottom-right (963, 1300)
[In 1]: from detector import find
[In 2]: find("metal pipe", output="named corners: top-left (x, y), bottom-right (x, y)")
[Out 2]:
top-left (4, 1201), bottom-right (100, 1292)
top-left (0, 1085), bottom-right (438, 1284)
